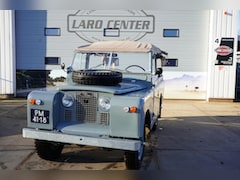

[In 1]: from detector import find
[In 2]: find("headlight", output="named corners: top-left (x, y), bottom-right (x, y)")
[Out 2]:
top-left (62, 94), bottom-right (74, 107)
top-left (99, 97), bottom-right (111, 111)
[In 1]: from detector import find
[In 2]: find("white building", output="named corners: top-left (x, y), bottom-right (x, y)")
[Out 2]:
top-left (0, 10), bottom-right (240, 101)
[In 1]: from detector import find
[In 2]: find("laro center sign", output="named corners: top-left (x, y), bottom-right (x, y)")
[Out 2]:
top-left (68, 10), bottom-right (154, 42)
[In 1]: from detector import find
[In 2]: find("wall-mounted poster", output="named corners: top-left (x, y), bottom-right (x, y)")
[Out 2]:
top-left (215, 37), bottom-right (234, 65)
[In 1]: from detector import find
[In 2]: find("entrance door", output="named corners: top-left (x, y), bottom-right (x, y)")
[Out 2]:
top-left (234, 11), bottom-right (240, 101)
top-left (235, 59), bottom-right (240, 101)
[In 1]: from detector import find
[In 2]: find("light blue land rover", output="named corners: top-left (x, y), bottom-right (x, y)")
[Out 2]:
top-left (22, 41), bottom-right (167, 169)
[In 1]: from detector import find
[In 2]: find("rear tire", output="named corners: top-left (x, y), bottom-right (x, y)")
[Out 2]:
top-left (158, 95), bottom-right (163, 119)
top-left (35, 140), bottom-right (64, 160)
top-left (153, 95), bottom-right (163, 131)
top-left (152, 121), bottom-right (158, 131)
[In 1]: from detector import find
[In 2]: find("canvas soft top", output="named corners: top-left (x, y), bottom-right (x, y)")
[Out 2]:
top-left (75, 40), bottom-right (166, 54)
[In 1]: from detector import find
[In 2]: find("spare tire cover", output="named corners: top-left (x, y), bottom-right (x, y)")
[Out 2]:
top-left (72, 70), bottom-right (122, 86)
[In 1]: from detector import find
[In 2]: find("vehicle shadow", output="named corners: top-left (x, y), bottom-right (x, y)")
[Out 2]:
top-left (56, 145), bottom-right (124, 164)
top-left (0, 100), bottom-right (27, 137)
top-left (141, 115), bottom-right (240, 170)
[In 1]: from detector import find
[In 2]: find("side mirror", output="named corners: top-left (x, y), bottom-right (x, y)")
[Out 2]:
top-left (156, 67), bottom-right (163, 77)
top-left (60, 63), bottom-right (73, 74)
top-left (61, 63), bottom-right (65, 70)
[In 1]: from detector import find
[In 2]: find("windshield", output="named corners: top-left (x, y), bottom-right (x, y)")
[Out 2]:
top-left (72, 52), bottom-right (151, 73)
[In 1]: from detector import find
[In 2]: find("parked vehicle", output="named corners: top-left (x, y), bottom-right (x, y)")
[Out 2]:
top-left (22, 40), bottom-right (167, 169)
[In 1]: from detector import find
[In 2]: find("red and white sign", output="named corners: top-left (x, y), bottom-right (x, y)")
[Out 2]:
top-left (215, 45), bottom-right (233, 56)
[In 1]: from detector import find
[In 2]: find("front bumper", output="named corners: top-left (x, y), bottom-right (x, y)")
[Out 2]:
top-left (22, 128), bottom-right (141, 151)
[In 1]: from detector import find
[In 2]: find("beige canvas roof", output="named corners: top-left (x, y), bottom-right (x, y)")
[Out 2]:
top-left (75, 41), bottom-right (164, 54)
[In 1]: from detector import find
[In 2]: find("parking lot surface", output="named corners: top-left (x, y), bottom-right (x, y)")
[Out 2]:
top-left (0, 98), bottom-right (240, 172)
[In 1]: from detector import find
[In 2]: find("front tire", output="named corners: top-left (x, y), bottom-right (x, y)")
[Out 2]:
top-left (35, 140), bottom-right (64, 160)
top-left (124, 126), bottom-right (145, 169)
top-left (124, 143), bottom-right (144, 170)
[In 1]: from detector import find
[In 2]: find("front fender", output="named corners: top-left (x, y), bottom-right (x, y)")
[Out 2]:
top-left (27, 90), bottom-right (62, 130)
top-left (110, 96), bottom-right (144, 139)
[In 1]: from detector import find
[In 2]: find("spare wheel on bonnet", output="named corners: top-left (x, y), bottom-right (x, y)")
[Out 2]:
top-left (72, 69), bottom-right (122, 86)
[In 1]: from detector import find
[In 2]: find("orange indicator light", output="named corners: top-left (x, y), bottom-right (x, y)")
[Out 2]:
top-left (130, 106), bottom-right (137, 113)
top-left (29, 99), bottom-right (36, 105)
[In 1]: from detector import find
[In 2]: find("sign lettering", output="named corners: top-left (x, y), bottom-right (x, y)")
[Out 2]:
top-left (68, 10), bottom-right (155, 42)
top-left (215, 37), bottom-right (234, 66)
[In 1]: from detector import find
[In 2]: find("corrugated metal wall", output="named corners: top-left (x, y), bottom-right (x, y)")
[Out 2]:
top-left (208, 10), bottom-right (238, 99)
top-left (14, 10), bottom-right (211, 99)
top-left (44, 10), bottom-right (210, 72)
top-left (12, 10), bottom-right (238, 100)
top-left (147, 10), bottom-right (210, 72)
top-left (44, 10), bottom-right (210, 100)
top-left (0, 10), bottom-right (16, 96)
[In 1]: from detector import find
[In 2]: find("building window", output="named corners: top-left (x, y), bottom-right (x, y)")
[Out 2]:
top-left (162, 58), bottom-right (178, 67)
top-left (163, 29), bottom-right (179, 37)
top-left (45, 57), bottom-right (60, 65)
top-left (103, 28), bottom-right (120, 37)
top-left (45, 28), bottom-right (61, 36)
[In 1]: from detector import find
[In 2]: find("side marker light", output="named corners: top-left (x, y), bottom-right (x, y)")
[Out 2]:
top-left (123, 106), bottom-right (137, 113)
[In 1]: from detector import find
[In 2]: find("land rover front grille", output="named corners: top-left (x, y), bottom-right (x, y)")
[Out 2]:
top-left (100, 113), bottom-right (109, 125)
top-left (64, 109), bottom-right (72, 121)
top-left (76, 91), bottom-right (97, 123)
top-left (64, 91), bottom-right (109, 126)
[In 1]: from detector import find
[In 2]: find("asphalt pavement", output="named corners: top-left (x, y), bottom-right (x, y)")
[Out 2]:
top-left (0, 98), bottom-right (240, 177)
